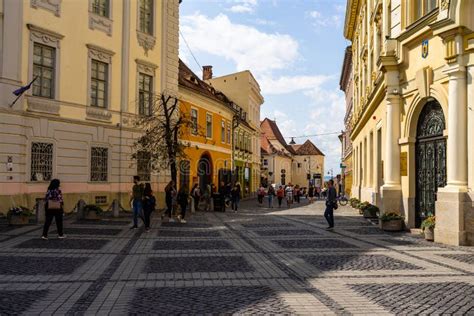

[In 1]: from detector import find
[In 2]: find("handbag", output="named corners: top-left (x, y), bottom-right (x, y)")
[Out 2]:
top-left (48, 200), bottom-right (61, 210)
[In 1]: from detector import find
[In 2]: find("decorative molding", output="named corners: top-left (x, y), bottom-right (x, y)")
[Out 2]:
top-left (135, 59), bottom-right (158, 76)
top-left (440, 0), bottom-right (450, 11)
top-left (89, 14), bottom-right (113, 36)
top-left (26, 97), bottom-right (60, 115)
top-left (31, 0), bottom-right (61, 17)
top-left (86, 106), bottom-right (112, 122)
top-left (137, 31), bottom-right (156, 55)
top-left (27, 24), bottom-right (64, 48)
top-left (86, 44), bottom-right (115, 63)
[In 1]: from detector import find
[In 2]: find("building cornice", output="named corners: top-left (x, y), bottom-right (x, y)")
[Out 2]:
top-left (344, 0), bottom-right (360, 40)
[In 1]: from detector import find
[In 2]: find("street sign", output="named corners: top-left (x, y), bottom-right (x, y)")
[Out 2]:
top-left (340, 163), bottom-right (346, 169)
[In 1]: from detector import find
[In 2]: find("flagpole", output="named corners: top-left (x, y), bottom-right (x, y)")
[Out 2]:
top-left (9, 76), bottom-right (38, 108)
top-left (9, 94), bottom-right (23, 108)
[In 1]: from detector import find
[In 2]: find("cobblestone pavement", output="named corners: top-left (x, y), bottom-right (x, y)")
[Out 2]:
top-left (0, 199), bottom-right (473, 315)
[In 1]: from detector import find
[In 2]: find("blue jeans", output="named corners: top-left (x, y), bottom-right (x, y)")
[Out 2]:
top-left (324, 203), bottom-right (334, 227)
top-left (268, 195), bottom-right (273, 208)
top-left (232, 197), bottom-right (240, 211)
top-left (133, 199), bottom-right (142, 226)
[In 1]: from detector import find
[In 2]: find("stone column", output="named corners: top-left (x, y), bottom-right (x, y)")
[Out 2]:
top-left (467, 65), bottom-right (474, 191)
top-left (436, 62), bottom-right (468, 246)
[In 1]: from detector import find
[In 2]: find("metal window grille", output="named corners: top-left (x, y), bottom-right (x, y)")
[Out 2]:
top-left (139, 0), bottom-right (153, 35)
top-left (206, 114), bottom-right (212, 138)
top-left (33, 44), bottom-right (55, 98)
top-left (137, 151), bottom-right (151, 181)
top-left (91, 59), bottom-right (108, 108)
top-left (95, 196), bottom-right (107, 204)
top-left (30, 142), bottom-right (53, 181)
top-left (138, 73), bottom-right (153, 116)
top-left (191, 109), bottom-right (198, 135)
top-left (92, 0), bottom-right (109, 17)
top-left (91, 147), bottom-right (108, 182)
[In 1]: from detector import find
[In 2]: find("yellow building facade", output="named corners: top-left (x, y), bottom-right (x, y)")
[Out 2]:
top-left (345, 0), bottom-right (474, 245)
top-left (178, 60), bottom-right (234, 192)
top-left (0, 0), bottom-right (180, 213)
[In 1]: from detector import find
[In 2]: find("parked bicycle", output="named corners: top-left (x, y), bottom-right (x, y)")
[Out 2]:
top-left (337, 194), bottom-right (349, 206)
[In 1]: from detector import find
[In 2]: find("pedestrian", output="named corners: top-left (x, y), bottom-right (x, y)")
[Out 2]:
top-left (276, 186), bottom-right (284, 208)
top-left (285, 184), bottom-right (293, 208)
top-left (142, 183), bottom-right (155, 232)
top-left (42, 179), bottom-right (65, 240)
top-left (177, 186), bottom-right (189, 223)
top-left (324, 179), bottom-right (338, 230)
top-left (308, 185), bottom-right (315, 204)
top-left (231, 183), bottom-right (241, 212)
top-left (164, 180), bottom-right (176, 222)
top-left (267, 185), bottom-right (275, 208)
top-left (202, 183), bottom-right (211, 211)
top-left (191, 184), bottom-right (200, 212)
top-left (257, 185), bottom-right (265, 206)
top-left (130, 176), bottom-right (144, 229)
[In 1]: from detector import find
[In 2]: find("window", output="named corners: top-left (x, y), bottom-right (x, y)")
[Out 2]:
top-left (91, 59), bottom-right (108, 108)
top-left (31, 142), bottom-right (53, 181)
top-left (92, 0), bottom-right (109, 17)
top-left (139, 0), bottom-right (153, 35)
top-left (263, 159), bottom-right (268, 166)
top-left (91, 147), bottom-right (108, 182)
top-left (411, 0), bottom-right (437, 23)
top-left (33, 43), bottom-right (55, 98)
top-left (206, 113), bottom-right (212, 138)
top-left (191, 109), bottom-right (198, 135)
top-left (221, 120), bottom-right (226, 142)
top-left (226, 123), bottom-right (231, 144)
top-left (138, 73), bottom-right (153, 116)
top-left (137, 151), bottom-right (151, 181)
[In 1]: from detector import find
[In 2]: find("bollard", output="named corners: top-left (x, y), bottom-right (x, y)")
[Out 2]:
top-left (36, 199), bottom-right (46, 224)
top-left (76, 199), bottom-right (86, 220)
top-left (112, 199), bottom-right (120, 217)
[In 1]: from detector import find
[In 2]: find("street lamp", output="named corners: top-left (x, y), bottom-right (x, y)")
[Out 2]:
top-left (327, 168), bottom-right (334, 179)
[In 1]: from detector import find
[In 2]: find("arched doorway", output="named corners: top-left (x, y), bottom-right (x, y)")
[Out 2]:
top-left (197, 153), bottom-right (213, 190)
top-left (415, 100), bottom-right (446, 227)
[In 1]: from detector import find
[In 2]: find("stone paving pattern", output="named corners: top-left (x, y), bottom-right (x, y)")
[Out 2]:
top-left (0, 199), bottom-right (473, 315)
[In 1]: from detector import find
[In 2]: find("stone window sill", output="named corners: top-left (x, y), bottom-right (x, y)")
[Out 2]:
top-left (89, 12), bottom-right (113, 36)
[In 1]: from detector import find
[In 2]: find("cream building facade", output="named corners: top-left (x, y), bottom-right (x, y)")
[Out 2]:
top-left (345, 0), bottom-right (474, 245)
top-left (0, 0), bottom-right (180, 213)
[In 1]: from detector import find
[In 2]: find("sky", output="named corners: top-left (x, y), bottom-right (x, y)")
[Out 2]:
top-left (179, 0), bottom-right (349, 177)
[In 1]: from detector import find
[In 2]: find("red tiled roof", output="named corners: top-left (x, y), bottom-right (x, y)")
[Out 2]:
top-left (291, 139), bottom-right (325, 156)
top-left (260, 118), bottom-right (288, 146)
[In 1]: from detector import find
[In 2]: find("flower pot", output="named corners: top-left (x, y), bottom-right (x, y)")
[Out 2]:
top-left (424, 227), bottom-right (434, 241)
top-left (380, 219), bottom-right (403, 232)
top-left (84, 211), bottom-right (99, 220)
top-left (363, 208), bottom-right (377, 218)
top-left (9, 215), bottom-right (30, 225)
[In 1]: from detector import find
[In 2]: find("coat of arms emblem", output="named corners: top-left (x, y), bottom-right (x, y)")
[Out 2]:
top-left (422, 40), bottom-right (429, 58)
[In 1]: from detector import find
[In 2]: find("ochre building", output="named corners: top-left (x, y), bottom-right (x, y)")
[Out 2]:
top-left (344, 0), bottom-right (474, 245)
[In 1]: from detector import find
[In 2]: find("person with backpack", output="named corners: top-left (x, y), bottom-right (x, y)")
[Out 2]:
top-left (42, 179), bottom-right (65, 240)
top-left (177, 186), bottom-right (189, 223)
top-left (276, 186), bottom-right (284, 208)
top-left (257, 185), bottom-right (265, 206)
top-left (324, 179), bottom-right (338, 230)
top-left (267, 185), bottom-right (275, 208)
top-left (130, 175), bottom-right (144, 229)
top-left (142, 183), bottom-right (156, 232)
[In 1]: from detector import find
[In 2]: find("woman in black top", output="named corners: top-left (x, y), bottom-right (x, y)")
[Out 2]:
top-left (177, 186), bottom-right (189, 223)
top-left (142, 183), bottom-right (156, 232)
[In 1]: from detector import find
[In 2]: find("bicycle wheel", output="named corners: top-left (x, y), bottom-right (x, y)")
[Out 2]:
top-left (339, 197), bottom-right (348, 206)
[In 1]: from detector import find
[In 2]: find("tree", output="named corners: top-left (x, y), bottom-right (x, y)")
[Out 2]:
top-left (132, 92), bottom-right (193, 184)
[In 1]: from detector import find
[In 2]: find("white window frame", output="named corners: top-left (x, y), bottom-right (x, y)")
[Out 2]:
top-left (206, 113), bottom-right (213, 139)
top-left (136, 0), bottom-right (156, 54)
top-left (88, 0), bottom-right (113, 36)
top-left (135, 59), bottom-right (157, 115)
top-left (221, 120), bottom-right (226, 143)
top-left (191, 107), bottom-right (198, 135)
top-left (87, 44), bottom-right (114, 109)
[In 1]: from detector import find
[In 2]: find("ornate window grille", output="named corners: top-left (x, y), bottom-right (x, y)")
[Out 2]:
top-left (92, 0), bottom-right (109, 17)
top-left (226, 123), bottom-right (231, 144)
top-left (31, 142), bottom-right (53, 181)
top-left (221, 120), bottom-right (226, 142)
top-left (206, 113), bottom-right (212, 138)
top-left (91, 59), bottom-right (108, 108)
top-left (139, 0), bottom-right (153, 35)
top-left (91, 147), bottom-right (108, 182)
top-left (191, 109), bottom-right (198, 135)
top-left (138, 73), bottom-right (153, 116)
top-left (33, 43), bottom-right (55, 98)
top-left (137, 151), bottom-right (151, 181)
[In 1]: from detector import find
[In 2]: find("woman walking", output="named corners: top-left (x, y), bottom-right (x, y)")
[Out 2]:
top-left (257, 185), bottom-right (265, 206)
top-left (164, 181), bottom-right (176, 222)
top-left (142, 183), bottom-right (156, 232)
top-left (42, 179), bottom-right (65, 240)
top-left (308, 185), bottom-right (315, 204)
top-left (191, 184), bottom-right (200, 212)
top-left (267, 185), bottom-right (275, 208)
top-left (324, 180), bottom-right (337, 230)
top-left (231, 183), bottom-right (241, 212)
top-left (276, 186), bottom-right (284, 208)
top-left (177, 186), bottom-right (189, 223)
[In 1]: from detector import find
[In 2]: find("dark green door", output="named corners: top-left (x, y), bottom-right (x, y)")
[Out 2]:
top-left (415, 101), bottom-right (446, 227)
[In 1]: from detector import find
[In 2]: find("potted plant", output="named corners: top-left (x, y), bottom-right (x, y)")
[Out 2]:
top-left (7, 206), bottom-right (33, 225)
top-left (379, 212), bottom-right (405, 231)
top-left (363, 204), bottom-right (379, 218)
top-left (84, 205), bottom-right (103, 220)
top-left (358, 201), bottom-right (370, 215)
top-left (349, 198), bottom-right (360, 209)
top-left (421, 215), bottom-right (435, 241)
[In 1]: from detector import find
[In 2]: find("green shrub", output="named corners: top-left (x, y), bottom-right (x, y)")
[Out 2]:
top-left (349, 198), bottom-right (360, 208)
top-left (358, 201), bottom-right (371, 211)
top-left (366, 204), bottom-right (379, 214)
top-left (421, 215), bottom-right (435, 231)
top-left (380, 212), bottom-right (404, 222)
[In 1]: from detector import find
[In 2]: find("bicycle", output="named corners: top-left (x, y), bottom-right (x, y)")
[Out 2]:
top-left (337, 194), bottom-right (349, 206)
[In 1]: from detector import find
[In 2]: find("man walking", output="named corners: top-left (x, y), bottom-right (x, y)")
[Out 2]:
top-left (130, 176), bottom-right (144, 229)
top-left (324, 179), bottom-right (337, 230)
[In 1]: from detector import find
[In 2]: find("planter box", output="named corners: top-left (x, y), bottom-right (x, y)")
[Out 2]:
top-left (424, 227), bottom-right (434, 241)
top-left (84, 212), bottom-right (100, 220)
top-left (380, 219), bottom-right (403, 231)
top-left (9, 215), bottom-right (30, 225)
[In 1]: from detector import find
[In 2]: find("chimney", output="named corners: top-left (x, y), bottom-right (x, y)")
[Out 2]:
top-left (202, 65), bottom-right (213, 80)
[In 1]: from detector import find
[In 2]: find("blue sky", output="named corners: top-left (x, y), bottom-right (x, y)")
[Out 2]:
top-left (179, 0), bottom-right (349, 176)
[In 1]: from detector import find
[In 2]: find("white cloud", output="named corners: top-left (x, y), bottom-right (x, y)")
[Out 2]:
top-left (307, 10), bottom-right (342, 28)
top-left (254, 18), bottom-right (276, 26)
top-left (259, 74), bottom-right (333, 95)
top-left (181, 13), bottom-right (299, 74)
top-left (228, 0), bottom-right (258, 13)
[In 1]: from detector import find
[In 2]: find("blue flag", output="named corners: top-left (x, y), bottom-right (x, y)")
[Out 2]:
top-left (13, 77), bottom-right (37, 96)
